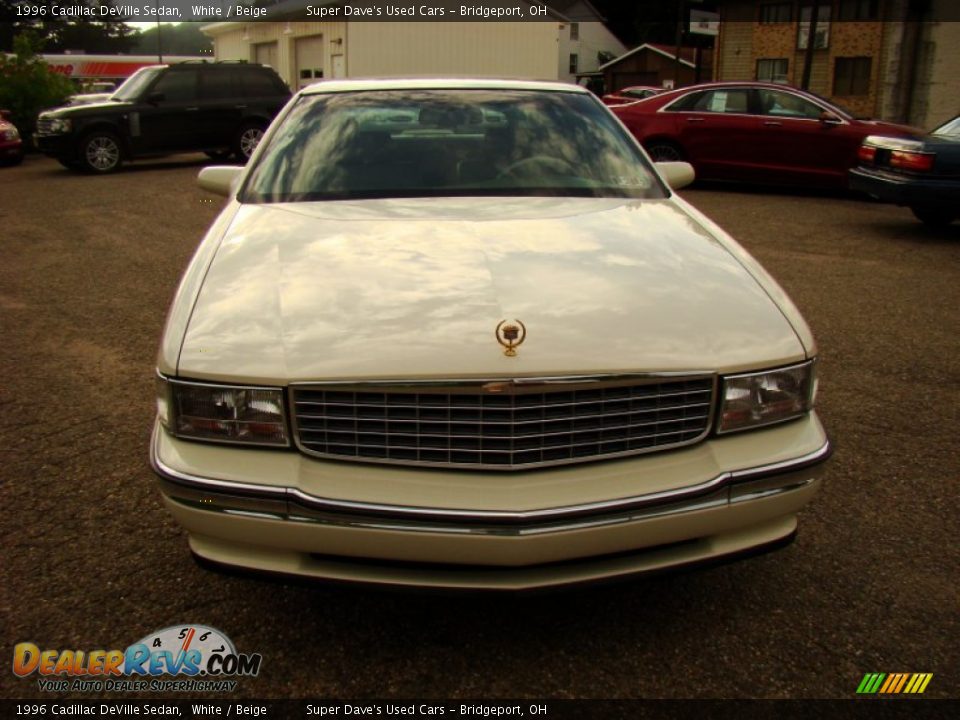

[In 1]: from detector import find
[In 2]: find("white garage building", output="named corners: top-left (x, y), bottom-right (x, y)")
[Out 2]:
top-left (201, 3), bottom-right (625, 90)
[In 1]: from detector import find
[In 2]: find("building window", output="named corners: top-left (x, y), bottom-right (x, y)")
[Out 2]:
top-left (569, 53), bottom-right (578, 74)
top-left (838, 0), bottom-right (880, 20)
top-left (756, 58), bottom-right (789, 83)
top-left (570, 23), bottom-right (579, 41)
top-left (834, 57), bottom-right (872, 95)
top-left (759, 2), bottom-right (793, 23)
top-left (798, 5), bottom-right (831, 50)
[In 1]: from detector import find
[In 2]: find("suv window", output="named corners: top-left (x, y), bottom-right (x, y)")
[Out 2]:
top-left (242, 70), bottom-right (284, 97)
top-left (202, 68), bottom-right (236, 100)
top-left (151, 70), bottom-right (198, 103)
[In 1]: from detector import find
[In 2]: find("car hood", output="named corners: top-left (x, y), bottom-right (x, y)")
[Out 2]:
top-left (177, 197), bottom-right (806, 383)
top-left (42, 100), bottom-right (130, 117)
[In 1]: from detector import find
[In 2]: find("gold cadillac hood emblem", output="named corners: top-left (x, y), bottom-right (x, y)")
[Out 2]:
top-left (495, 319), bottom-right (527, 357)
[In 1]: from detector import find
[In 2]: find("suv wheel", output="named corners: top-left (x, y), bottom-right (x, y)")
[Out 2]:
top-left (234, 123), bottom-right (265, 162)
top-left (80, 131), bottom-right (122, 173)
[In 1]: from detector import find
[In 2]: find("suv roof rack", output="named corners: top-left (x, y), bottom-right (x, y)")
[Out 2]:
top-left (176, 59), bottom-right (253, 65)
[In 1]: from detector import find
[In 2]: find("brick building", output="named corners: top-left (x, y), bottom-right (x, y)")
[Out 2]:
top-left (713, 0), bottom-right (960, 128)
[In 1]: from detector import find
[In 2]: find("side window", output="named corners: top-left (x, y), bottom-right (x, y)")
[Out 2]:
top-left (202, 69), bottom-right (235, 100)
top-left (242, 70), bottom-right (282, 97)
top-left (150, 70), bottom-right (198, 103)
top-left (697, 89), bottom-right (750, 114)
top-left (757, 89), bottom-right (823, 119)
top-left (664, 90), bottom-right (707, 111)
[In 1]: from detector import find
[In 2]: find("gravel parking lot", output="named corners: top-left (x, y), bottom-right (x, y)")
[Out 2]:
top-left (1, 155), bottom-right (958, 700)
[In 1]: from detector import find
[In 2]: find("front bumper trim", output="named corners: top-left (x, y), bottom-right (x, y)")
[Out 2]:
top-left (151, 427), bottom-right (831, 535)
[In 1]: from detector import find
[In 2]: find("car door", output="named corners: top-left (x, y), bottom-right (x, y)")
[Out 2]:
top-left (752, 88), bottom-right (855, 185)
top-left (136, 68), bottom-right (201, 152)
top-left (197, 67), bottom-right (243, 150)
top-left (668, 88), bottom-right (765, 180)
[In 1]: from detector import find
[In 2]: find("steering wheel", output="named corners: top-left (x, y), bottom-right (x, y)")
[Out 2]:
top-left (496, 155), bottom-right (577, 180)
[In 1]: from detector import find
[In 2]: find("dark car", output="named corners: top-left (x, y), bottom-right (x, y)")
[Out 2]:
top-left (611, 81), bottom-right (920, 188)
top-left (34, 61), bottom-right (291, 173)
top-left (601, 85), bottom-right (662, 106)
top-left (0, 110), bottom-right (24, 166)
top-left (849, 116), bottom-right (960, 227)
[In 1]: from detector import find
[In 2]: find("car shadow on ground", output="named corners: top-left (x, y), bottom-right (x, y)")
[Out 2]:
top-left (31, 152), bottom-right (235, 177)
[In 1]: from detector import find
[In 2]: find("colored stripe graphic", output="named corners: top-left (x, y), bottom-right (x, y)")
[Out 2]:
top-left (858, 673), bottom-right (932, 694)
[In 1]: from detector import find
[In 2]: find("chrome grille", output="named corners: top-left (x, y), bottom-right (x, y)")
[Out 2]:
top-left (35, 118), bottom-right (55, 135)
top-left (292, 375), bottom-right (715, 470)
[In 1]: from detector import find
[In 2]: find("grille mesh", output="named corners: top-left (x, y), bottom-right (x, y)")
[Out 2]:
top-left (292, 376), bottom-right (714, 470)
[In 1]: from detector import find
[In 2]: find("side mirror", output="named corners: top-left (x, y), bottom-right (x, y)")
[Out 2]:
top-left (147, 91), bottom-right (165, 105)
top-left (656, 161), bottom-right (695, 191)
top-left (198, 166), bottom-right (243, 197)
top-left (0, 109), bottom-right (11, 121)
top-left (820, 111), bottom-right (842, 126)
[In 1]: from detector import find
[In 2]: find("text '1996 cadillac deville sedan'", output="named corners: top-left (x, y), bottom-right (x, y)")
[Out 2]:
top-left (152, 79), bottom-right (830, 590)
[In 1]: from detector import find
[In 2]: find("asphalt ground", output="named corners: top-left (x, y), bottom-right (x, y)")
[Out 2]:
top-left (1, 155), bottom-right (958, 701)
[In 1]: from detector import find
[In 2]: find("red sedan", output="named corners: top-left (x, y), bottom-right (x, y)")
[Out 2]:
top-left (611, 82), bottom-right (920, 188)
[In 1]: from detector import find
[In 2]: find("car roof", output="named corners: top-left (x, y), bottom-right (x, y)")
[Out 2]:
top-left (299, 78), bottom-right (591, 96)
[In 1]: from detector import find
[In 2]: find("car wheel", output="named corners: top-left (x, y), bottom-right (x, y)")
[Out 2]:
top-left (645, 141), bottom-right (685, 162)
top-left (79, 131), bottom-right (122, 173)
top-left (910, 207), bottom-right (956, 228)
top-left (234, 123), bottom-right (265, 163)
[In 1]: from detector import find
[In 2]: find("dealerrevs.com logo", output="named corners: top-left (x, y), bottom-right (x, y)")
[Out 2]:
top-left (13, 625), bottom-right (262, 693)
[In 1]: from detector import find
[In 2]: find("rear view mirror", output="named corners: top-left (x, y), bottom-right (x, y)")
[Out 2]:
top-left (656, 161), bottom-right (695, 191)
top-left (198, 166), bottom-right (243, 197)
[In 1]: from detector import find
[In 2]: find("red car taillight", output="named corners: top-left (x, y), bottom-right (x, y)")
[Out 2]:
top-left (889, 150), bottom-right (935, 172)
top-left (857, 145), bottom-right (877, 163)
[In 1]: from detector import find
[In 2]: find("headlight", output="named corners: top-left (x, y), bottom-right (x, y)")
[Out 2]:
top-left (156, 376), bottom-right (289, 446)
top-left (718, 361), bottom-right (816, 434)
top-left (45, 118), bottom-right (71, 134)
top-left (3, 127), bottom-right (19, 141)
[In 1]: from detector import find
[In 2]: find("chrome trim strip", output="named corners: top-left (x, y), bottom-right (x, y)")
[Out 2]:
top-left (151, 427), bottom-right (831, 527)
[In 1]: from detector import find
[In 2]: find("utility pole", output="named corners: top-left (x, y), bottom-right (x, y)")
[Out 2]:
top-left (673, 1), bottom-right (685, 88)
top-left (155, 1), bottom-right (163, 63)
top-left (800, 0), bottom-right (820, 90)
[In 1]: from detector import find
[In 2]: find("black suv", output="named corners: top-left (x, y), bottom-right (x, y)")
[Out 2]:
top-left (35, 61), bottom-right (291, 173)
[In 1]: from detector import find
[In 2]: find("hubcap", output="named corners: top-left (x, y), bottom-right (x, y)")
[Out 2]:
top-left (86, 136), bottom-right (119, 171)
top-left (240, 128), bottom-right (264, 158)
top-left (649, 145), bottom-right (681, 162)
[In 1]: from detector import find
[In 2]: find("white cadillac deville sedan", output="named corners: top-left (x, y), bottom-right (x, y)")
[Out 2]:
top-left (152, 79), bottom-right (830, 590)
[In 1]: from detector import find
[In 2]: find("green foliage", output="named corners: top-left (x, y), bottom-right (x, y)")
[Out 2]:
top-left (0, 33), bottom-right (75, 138)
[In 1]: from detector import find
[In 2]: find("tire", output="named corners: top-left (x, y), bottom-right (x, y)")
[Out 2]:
top-left (79, 131), bottom-right (122, 173)
top-left (645, 140), bottom-right (685, 163)
top-left (910, 206), bottom-right (956, 228)
top-left (233, 123), bottom-right (266, 163)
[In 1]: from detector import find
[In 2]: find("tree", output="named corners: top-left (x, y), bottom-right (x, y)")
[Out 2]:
top-left (0, 32), bottom-right (75, 138)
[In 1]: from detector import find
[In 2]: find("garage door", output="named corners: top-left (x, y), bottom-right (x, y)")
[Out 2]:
top-left (253, 42), bottom-right (278, 69)
top-left (295, 35), bottom-right (324, 90)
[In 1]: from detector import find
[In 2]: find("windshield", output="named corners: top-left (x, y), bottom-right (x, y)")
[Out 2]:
top-left (111, 67), bottom-right (163, 101)
top-left (932, 116), bottom-right (960, 136)
top-left (241, 89), bottom-right (665, 203)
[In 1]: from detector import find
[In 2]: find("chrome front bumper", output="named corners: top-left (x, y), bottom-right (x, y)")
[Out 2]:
top-left (150, 416), bottom-right (830, 588)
